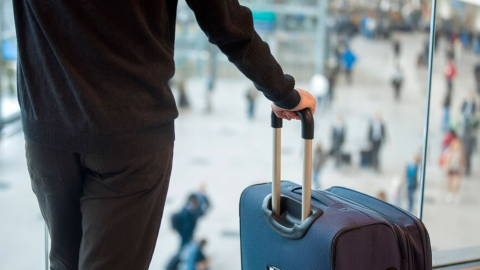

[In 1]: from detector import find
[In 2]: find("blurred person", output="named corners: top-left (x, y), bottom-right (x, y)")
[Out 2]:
top-left (310, 74), bottom-right (329, 111)
top-left (368, 112), bottom-right (387, 172)
top-left (442, 129), bottom-right (457, 151)
top-left (193, 183), bottom-right (210, 217)
top-left (453, 37), bottom-right (463, 65)
top-left (327, 67), bottom-right (339, 104)
top-left (405, 154), bottom-right (421, 213)
top-left (417, 38), bottom-right (430, 67)
top-left (442, 56), bottom-right (456, 133)
top-left (376, 191), bottom-right (387, 202)
top-left (391, 62), bottom-right (404, 101)
top-left (461, 92), bottom-right (477, 131)
top-left (245, 86), bottom-right (259, 120)
top-left (168, 195), bottom-right (201, 270)
top-left (462, 126), bottom-right (476, 177)
top-left (342, 46), bottom-right (357, 85)
top-left (14, 0), bottom-right (318, 268)
top-left (178, 78), bottom-right (190, 111)
top-left (444, 139), bottom-right (465, 204)
top-left (460, 93), bottom-right (477, 176)
top-left (174, 195), bottom-right (200, 248)
top-left (331, 115), bottom-right (346, 167)
top-left (473, 59), bottom-right (480, 94)
top-left (312, 142), bottom-right (328, 190)
top-left (442, 88), bottom-right (453, 133)
top-left (178, 239), bottom-right (209, 270)
top-left (389, 175), bottom-right (404, 207)
top-left (393, 37), bottom-right (401, 58)
top-left (445, 55), bottom-right (456, 93)
top-left (473, 34), bottom-right (480, 56)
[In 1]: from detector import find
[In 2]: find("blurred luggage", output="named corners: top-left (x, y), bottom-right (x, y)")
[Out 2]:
top-left (360, 148), bottom-right (373, 167)
top-left (341, 152), bottom-right (351, 165)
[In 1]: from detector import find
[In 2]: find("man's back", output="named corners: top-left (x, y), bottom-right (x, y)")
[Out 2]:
top-left (14, 0), bottom-right (179, 156)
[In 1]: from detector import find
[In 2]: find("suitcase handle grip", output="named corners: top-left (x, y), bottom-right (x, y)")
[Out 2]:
top-left (271, 109), bottom-right (314, 222)
top-left (271, 109), bottom-right (314, 140)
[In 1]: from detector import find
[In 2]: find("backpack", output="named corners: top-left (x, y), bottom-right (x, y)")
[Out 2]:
top-left (171, 211), bottom-right (182, 233)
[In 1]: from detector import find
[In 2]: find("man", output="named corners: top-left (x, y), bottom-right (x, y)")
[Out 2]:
top-left (14, 0), bottom-right (316, 269)
top-left (368, 112), bottom-right (387, 171)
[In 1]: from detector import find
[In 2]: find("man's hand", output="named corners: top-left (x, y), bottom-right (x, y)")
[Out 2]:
top-left (271, 88), bottom-right (316, 120)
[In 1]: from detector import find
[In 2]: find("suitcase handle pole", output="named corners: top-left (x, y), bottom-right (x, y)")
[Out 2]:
top-left (271, 108), bottom-right (314, 222)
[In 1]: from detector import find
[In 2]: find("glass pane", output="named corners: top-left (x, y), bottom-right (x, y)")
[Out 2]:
top-left (155, 0), bottom-right (434, 268)
top-left (423, 0), bottom-right (480, 252)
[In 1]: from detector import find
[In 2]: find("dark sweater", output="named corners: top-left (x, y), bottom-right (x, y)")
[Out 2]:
top-left (13, 0), bottom-right (299, 157)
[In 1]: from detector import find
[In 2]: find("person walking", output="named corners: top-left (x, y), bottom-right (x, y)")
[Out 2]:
top-left (442, 88), bottom-right (453, 133)
top-left (368, 113), bottom-right (387, 172)
top-left (167, 194), bottom-right (202, 270)
top-left (193, 183), bottom-right (210, 217)
top-left (462, 126), bottom-right (476, 176)
top-left (405, 155), bottom-right (421, 213)
top-left (461, 92), bottom-right (477, 131)
top-left (331, 115), bottom-right (346, 167)
top-left (178, 78), bottom-right (191, 111)
top-left (442, 56), bottom-right (456, 133)
top-left (327, 68), bottom-right (339, 105)
top-left (473, 60), bottom-right (480, 95)
top-left (342, 46), bottom-right (357, 85)
top-left (312, 142), bottom-right (327, 189)
top-left (460, 92), bottom-right (477, 176)
top-left (245, 86), bottom-right (259, 120)
top-left (14, 0), bottom-right (317, 269)
top-left (393, 37), bottom-right (401, 58)
top-left (444, 139), bottom-right (465, 204)
top-left (391, 62), bottom-right (404, 101)
top-left (445, 55), bottom-right (457, 94)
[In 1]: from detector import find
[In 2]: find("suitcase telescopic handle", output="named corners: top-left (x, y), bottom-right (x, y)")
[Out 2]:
top-left (271, 108), bottom-right (314, 222)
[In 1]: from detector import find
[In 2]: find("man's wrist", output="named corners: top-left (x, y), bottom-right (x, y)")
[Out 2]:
top-left (273, 89), bottom-right (301, 110)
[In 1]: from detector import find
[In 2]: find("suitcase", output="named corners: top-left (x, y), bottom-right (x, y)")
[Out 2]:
top-left (239, 109), bottom-right (431, 270)
top-left (360, 148), bottom-right (373, 167)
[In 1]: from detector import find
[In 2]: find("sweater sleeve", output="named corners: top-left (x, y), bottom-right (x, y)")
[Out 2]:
top-left (185, 0), bottom-right (300, 109)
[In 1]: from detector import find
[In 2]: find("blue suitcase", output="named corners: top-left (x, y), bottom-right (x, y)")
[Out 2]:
top-left (239, 110), bottom-right (431, 270)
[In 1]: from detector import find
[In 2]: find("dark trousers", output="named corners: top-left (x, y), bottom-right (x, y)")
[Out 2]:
top-left (465, 152), bottom-right (472, 176)
top-left (407, 187), bottom-right (416, 213)
top-left (25, 139), bottom-right (174, 270)
top-left (371, 140), bottom-right (382, 171)
top-left (345, 68), bottom-right (353, 84)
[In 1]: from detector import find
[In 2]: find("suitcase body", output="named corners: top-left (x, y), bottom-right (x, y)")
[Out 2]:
top-left (326, 186), bottom-right (432, 270)
top-left (240, 181), bottom-right (403, 270)
top-left (239, 110), bottom-right (431, 269)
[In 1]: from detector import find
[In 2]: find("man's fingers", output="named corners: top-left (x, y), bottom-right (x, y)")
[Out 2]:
top-left (272, 108), bottom-right (293, 121)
